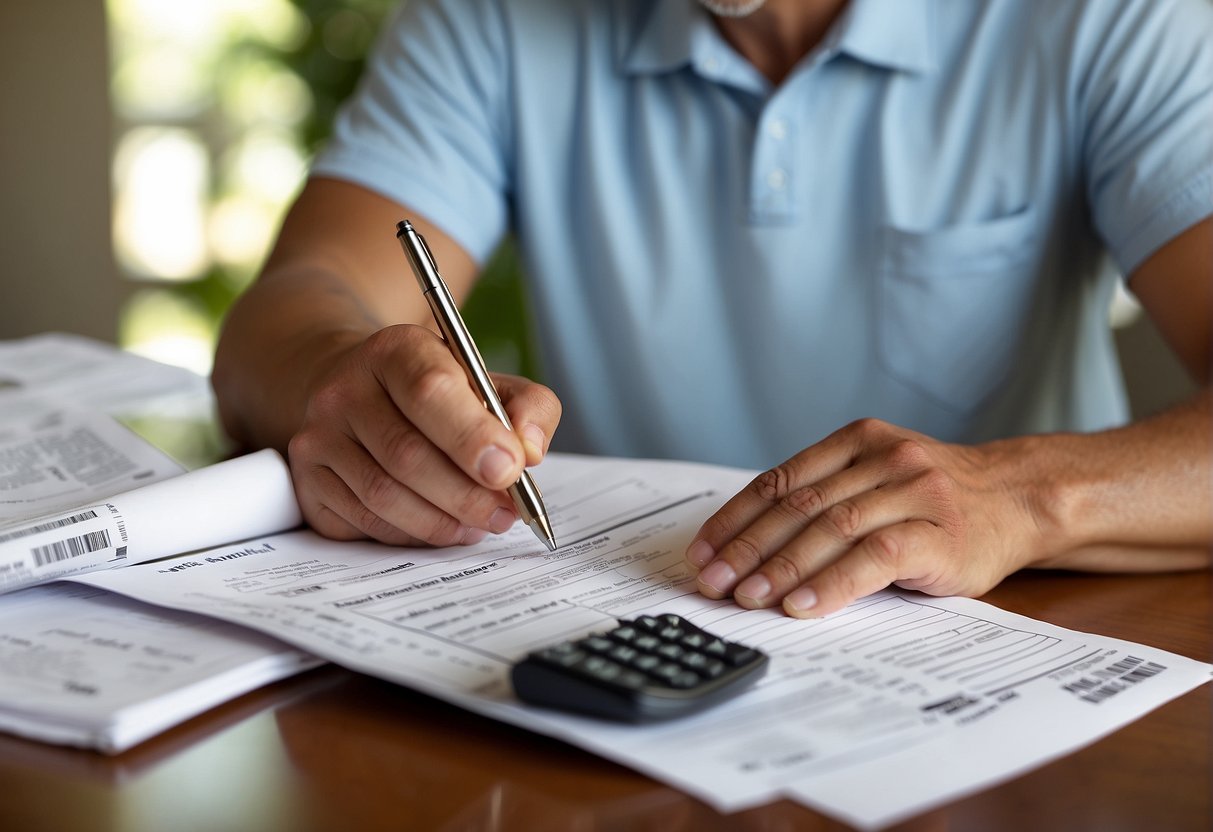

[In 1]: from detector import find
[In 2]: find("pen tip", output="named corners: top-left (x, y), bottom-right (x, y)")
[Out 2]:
top-left (529, 519), bottom-right (557, 552)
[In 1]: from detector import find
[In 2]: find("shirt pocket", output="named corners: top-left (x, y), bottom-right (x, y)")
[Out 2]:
top-left (876, 207), bottom-right (1040, 414)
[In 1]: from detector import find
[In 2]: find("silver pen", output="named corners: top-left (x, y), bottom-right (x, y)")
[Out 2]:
top-left (395, 220), bottom-right (557, 552)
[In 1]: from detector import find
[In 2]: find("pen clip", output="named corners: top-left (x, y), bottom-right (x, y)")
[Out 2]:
top-left (415, 230), bottom-right (437, 270)
top-left (396, 220), bottom-right (442, 295)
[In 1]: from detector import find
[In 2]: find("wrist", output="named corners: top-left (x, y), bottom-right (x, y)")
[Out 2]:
top-left (215, 319), bottom-right (368, 452)
top-left (979, 432), bottom-right (1093, 568)
top-left (276, 325), bottom-right (370, 438)
top-left (985, 392), bottom-right (1213, 571)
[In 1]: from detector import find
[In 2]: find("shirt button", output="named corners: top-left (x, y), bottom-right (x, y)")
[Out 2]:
top-left (767, 168), bottom-right (787, 190)
top-left (768, 119), bottom-right (787, 140)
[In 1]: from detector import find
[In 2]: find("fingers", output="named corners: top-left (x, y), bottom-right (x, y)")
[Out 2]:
top-left (782, 520), bottom-right (946, 618)
top-left (497, 374), bottom-right (562, 466)
top-left (689, 427), bottom-right (865, 562)
top-left (293, 448), bottom-right (487, 548)
top-left (342, 367), bottom-right (518, 533)
top-left (290, 324), bottom-right (563, 546)
top-left (369, 328), bottom-right (562, 480)
top-left (328, 430), bottom-right (513, 540)
top-left (683, 418), bottom-right (996, 618)
top-left (696, 474), bottom-right (928, 604)
top-left (368, 328), bottom-right (528, 490)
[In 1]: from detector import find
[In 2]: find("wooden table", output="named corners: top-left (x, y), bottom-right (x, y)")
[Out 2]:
top-left (1, 569), bottom-right (1208, 832)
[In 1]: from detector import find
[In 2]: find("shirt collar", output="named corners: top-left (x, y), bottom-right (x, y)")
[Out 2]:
top-left (619, 1), bottom-right (698, 76)
top-left (620, 0), bottom-right (936, 78)
top-left (832, 0), bottom-right (936, 75)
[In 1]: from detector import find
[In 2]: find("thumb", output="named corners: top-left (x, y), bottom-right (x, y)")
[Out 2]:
top-left (494, 374), bottom-right (562, 466)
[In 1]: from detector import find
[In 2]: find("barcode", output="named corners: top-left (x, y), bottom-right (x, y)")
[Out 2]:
top-left (1094, 656), bottom-right (1142, 678)
top-left (1080, 681), bottom-right (1127, 703)
top-left (1064, 656), bottom-right (1167, 703)
top-left (1123, 662), bottom-right (1165, 684)
top-left (0, 510), bottom-right (98, 544)
top-left (30, 528), bottom-right (112, 567)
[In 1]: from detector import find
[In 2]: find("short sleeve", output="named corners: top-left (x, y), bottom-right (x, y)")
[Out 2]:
top-left (1079, 0), bottom-right (1213, 275)
top-left (310, 0), bottom-right (513, 266)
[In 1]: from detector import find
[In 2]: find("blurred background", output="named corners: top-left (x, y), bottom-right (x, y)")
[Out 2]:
top-left (0, 0), bottom-right (1195, 418)
top-left (1, 0), bottom-right (532, 381)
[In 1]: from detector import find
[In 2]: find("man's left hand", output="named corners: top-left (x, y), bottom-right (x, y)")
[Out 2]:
top-left (684, 418), bottom-right (1045, 617)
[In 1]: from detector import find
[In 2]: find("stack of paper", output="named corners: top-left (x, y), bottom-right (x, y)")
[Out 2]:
top-left (0, 582), bottom-right (320, 753)
top-left (0, 336), bottom-right (319, 753)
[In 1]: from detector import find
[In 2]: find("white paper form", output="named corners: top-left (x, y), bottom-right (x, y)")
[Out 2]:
top-left (0, 333), bottom-right (210, 420)
top-left (0, 406), bottom-right (184, 520)
top-left (0, 448), bottom-right (301, 594)
top-left (0, 582), bottom-right (321, 753)
top-left (72, 454), bottom-right (1213, 828)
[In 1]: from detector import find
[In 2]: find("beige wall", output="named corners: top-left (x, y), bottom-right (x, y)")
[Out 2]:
top-left (0, 0), bottom-right (124, 343)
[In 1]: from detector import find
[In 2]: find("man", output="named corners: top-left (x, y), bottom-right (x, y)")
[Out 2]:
top-left (213, 0), bottom-right (1212, 619)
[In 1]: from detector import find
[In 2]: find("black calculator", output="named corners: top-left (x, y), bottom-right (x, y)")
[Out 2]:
top-left (511, 613), bottom-right (768, 723)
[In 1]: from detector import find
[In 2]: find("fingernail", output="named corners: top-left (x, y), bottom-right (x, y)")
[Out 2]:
top-left (521, 424), bottom-right (546, 459)
top-left (460, 527), bottom-right (488, 545)
top-left (686, 539), bottom-right (715, 569)
top-left (698, 560), bottom-right (736, 595)
top-left (477, 445), bottom-right (517, 487)
top-left (735, 574), bottom-right (771, 605)
top-left (488, 507), bottom-right (516, 534)
top-left (785, 586), bottom-right (818, 612)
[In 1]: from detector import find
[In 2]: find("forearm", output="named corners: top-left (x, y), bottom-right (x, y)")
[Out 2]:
top-left (1001, 388), bottom-right (1212, 571)
top-left (212, 267), bottom-right (387, 452)
top-left (212, 179), bottom-right (478, 454)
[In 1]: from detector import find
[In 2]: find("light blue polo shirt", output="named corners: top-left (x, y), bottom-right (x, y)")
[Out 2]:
top-left (312, 0), bottom-right (1213, 469)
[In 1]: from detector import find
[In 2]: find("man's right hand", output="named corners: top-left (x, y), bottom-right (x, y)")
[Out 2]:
top-left (286, 322), bottom-right (561, 547)
top-left (212, 179), bottom-right (559, 548)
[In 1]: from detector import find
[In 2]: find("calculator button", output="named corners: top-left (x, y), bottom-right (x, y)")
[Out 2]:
top-left (659, 626), bottom-right (683, 640)
top-left (634, 635), bottom-right (660, 651)
top-left (635, 616), bottom-right (661, 631)
top-left (704, 639), bottom-right (728, 655)
top-left (670, 671), bottom-right (700, 689)
top-left (633, 654), bottom-right (660, 671)
top-left (656, 643), bottom-right (685, 661)
top-left (580, 656), bottom-right (623, 681)
top-left (608, 646), bottom-right (638, 663)
top-left (653, 663), bottom-right (683, 682)
top-left (702, 659), bottom-right (727, 678)
top-left (611, 626), bottom-right (638, 643)
top-left (584, 636), bottom-right (614, 653)
top-left (681, 633), bottom-right (706, 649)
top-left (682, 652), bottom-right (708, 670)
top-left (660, 614), bottom-right (682, 627)
top-left (536, 647), bottom-right (585, 666)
